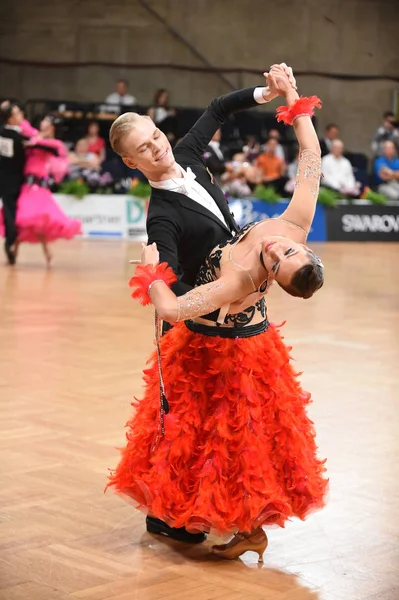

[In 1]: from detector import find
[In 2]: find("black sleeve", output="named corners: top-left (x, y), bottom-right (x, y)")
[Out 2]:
top-left (204, 153), bottom-right (226, 175)
top-left (175, 87), bottom-right (260, 163)
top-left (13, 132), bottom-right (26, 152)
top-left (147, 213), bottom-right (191, 297)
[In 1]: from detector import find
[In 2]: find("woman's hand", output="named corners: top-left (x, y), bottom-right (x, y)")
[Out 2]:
top-left (266, 64), bottom-right (297, 99)
top-left (262, 63), bottom-right (297, 101)
top-left (141, 242), bottom-right (159, 266)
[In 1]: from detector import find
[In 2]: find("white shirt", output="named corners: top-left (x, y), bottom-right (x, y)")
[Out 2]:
top-left (322, 153), bottom-right (357, 191)
top-left (149, 165), bottom-right (231, 230)
top-left (149, 87), bottom-right (269, 231)
top-left (208, 140), bottom-right (224, 161)
top-left (103, 92), bottom-right (137, 113)
top-left (275, 143), bottom-right (286, 162)
top-left (153, 107), bottom-right (169, 124)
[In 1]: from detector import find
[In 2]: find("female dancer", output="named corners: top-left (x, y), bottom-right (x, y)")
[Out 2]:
top-left (0, 115), bottom-right (82, 266)
top-left (107, 66), bottom-right (328, 561)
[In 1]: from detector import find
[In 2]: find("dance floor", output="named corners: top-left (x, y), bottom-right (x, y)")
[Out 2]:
top-left (1, 240), bottom-right (398, 600)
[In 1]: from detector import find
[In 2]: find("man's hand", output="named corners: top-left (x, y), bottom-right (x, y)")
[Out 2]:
top-left (262, 63), bottom-right (297, 102)
top-left (141, 242), bottom-right (159, 266)
top-left (380, 166), bottom-right (393, 181)
top-left (266, 64), bottom-right (299, 102)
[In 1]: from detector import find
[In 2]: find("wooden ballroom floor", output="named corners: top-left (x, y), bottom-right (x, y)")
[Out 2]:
top-left (0, 240), bottom-right (398, 600)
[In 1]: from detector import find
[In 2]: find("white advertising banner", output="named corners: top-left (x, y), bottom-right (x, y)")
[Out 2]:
top-left (55, 194), bottom-right (147, 240)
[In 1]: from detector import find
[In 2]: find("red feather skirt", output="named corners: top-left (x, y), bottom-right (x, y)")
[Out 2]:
top-left (107, 321), bottom-right (328, 534)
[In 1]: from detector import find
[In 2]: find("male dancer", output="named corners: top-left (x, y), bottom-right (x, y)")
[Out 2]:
top-left (109, 64), bottom-right (296, 543)
top-left (0, 101), bottom-right (25, 264)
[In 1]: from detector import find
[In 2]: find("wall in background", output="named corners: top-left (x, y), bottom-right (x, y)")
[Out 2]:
top-left (1, 0), bottom-right (398, 153)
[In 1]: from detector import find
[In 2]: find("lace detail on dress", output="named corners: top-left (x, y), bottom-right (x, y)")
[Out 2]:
top-left (196, 249), bottom-right (222, 285)
top-left (193, 223), bottom-right (267, 328)
top-left (177, 281), bottom-right (225, 322)
top-left (295, 148), bottom-right (322, 199)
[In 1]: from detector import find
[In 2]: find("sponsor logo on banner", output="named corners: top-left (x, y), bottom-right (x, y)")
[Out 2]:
top-left (126, 197), bottom-right (148, 238)
top-left (228, 198), bottom-right (326, 241)
top-left (342, 213), bottom-right (399, 233)
top-left (326, 204), bottom-right (399, 241)
top-left (55, 194), bottom-right (126, 238)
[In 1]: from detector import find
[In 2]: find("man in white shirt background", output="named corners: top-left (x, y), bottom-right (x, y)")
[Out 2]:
top-left (104, 79), bottom-right (137, 114)
top-left (266, 128), bottom-right (286, 162)
top-left (204, 129), bottom-right (226, 178)
top-left (371, 111), bottom-right (399, 157)
top-left (321, 139), bottom-right (361, 198)
top-left (320, 123), bottom-right (340, 157)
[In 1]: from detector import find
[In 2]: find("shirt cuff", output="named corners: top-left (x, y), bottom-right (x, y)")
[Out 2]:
top-left (253, 87), bottom-right (268, 104)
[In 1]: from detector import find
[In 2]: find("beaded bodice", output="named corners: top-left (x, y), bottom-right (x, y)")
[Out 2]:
top-left (195, 223), bottom-right (267, 328)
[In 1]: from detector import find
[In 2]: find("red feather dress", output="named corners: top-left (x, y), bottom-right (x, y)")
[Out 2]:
top-left (107, 224), bottom-right (328, 534)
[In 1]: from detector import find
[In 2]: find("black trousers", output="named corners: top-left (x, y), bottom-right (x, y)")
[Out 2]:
top-left (162, 321), bottom-right (173, 336)
top-left (1, 190), bottom-right (19, 248)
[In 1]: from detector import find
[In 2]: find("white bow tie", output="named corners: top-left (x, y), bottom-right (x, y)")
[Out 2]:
top-left (177, 167), bottom-right (197, 195)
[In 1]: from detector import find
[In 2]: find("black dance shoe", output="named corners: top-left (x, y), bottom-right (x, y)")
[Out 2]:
top-left (5, 243), bottom-right (16, 265)
top-left (146, 516), bottom-right (207, 544)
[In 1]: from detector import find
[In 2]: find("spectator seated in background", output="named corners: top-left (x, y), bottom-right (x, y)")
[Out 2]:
top-left (321, 139), bottom-right (361, 198)
top-left (255, 137), bottom-right (287, 195)
top-left (371, 111), bottom-right (399, 157)
top-left (320, 123), bottom-right (340, 157)
top-left (374, 140), bottom-right (399, 201)
top-left (103, 79), bottom-right (136, 114)
top-left (242, 135), bottom-right (261, 161)
top-left (147, 89), bottom-right (176, 127)
top-left (203, 129), bottom-right (226, 177)
top-left (68, 138), bottom-right (101, 179)
top-left (265, 128), bottom-right (285, 161)
top-left (221, 151), bottom-right (263, 198)
top-left (85, 121), bottom-right (106, 162)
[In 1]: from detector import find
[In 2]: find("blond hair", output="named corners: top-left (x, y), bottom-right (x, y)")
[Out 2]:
top-left (109, 112), bottom-right (146, 156)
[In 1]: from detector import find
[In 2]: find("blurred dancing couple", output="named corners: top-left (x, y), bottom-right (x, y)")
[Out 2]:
top-left (0, 101), bottom-right (81, 266)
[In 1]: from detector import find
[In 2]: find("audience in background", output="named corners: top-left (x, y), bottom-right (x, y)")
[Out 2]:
top-left (256, 137), bottom-right (287, 194)
top-left (266, 129), bottom-right (285, 161)
top-left (374, 140), bottom-right (399, 201)
top-left (147, 88), bottom-right (177, 144)
top-left (85, 121), bottom-right (106, 162)
top-left (371, 111), bottom-right (399, 157)
top-left (68, 138), bottom-right (101, 178)
top-left (147, 89), bottom-right (176, 125)
top-left (220, 153), bottom-right (259, 198)
top-left (203, 129), bottom-right (226, 177)
top-left (320, 123), bottom-right (340, 157)
top-left (8, 88), bottom-right (399, 202)
top-left (242, 135), bottom-right (261, 161)
top-left (103, 79), bottom-right (136, 113)
top-left (322, 139), bottom-right (361, 198)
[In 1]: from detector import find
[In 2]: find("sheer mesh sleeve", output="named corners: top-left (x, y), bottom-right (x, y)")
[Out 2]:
top-left (295, 148), bottom-right (322, 199)
top-left (176, 281), bottom-right (226, 322)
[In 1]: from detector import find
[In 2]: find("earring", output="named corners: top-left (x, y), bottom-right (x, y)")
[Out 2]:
top-left (258, 278), bottom-right (269, 294)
